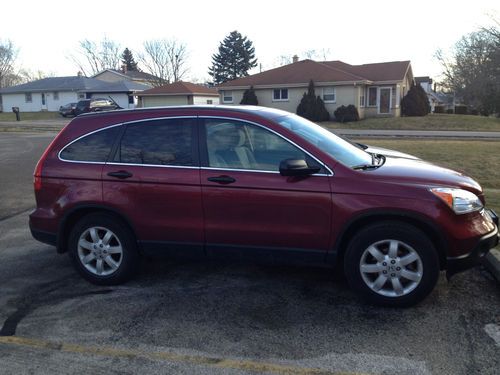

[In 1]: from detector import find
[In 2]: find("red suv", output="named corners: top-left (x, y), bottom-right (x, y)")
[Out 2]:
top-left (30, 106), bottom-right (499, 307)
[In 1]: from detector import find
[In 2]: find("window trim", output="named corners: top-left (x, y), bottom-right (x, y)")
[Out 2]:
top-left (322, 87), bottom-right (336, 103)
top-left (25, 93), bottom-right (32, 103)
top-left (199, 116), bottom-right (332, 176)
top-left (272, 88), bottom-right (289, 102)
top-left (53, 91), bottom-right (59, 101)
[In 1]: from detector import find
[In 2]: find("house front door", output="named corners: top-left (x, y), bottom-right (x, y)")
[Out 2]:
top-left (379, 88), bottom-right (391, 114)
top-left (41, 93), bottom-right (47, 111)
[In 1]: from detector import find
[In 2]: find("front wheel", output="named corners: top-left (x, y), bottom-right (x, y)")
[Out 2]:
top-left (344, 222), bottom-right (440, 307)
top-left (68, 213), bottom-right (140, 285)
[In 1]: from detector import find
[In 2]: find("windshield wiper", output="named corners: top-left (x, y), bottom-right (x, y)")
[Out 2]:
top-left (352, 164), bottom-right (380, 170)
top-left (353, 154), bottom-right (386, 170)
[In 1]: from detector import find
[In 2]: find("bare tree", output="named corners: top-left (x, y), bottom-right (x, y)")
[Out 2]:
top-left (436, 25), bottom-right (499, 114)
top-left (139, 39), bottom-right (189, 87)
top-left (69, 37), bottom-right (122, 76)
top-left (0, 39), bottom-right (18, 88)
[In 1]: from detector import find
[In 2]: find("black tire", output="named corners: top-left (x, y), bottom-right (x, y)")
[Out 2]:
top-left (344, 221), bottom-right (439, 307)
top-left (68, 213), bottom-right (140, 285)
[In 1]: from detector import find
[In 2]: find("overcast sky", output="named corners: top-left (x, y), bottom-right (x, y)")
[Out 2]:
top-left (1, 0), bottom-right (498, 82)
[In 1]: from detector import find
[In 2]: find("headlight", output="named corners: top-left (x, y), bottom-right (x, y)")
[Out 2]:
top-left (430, 188), bottom-right (483, 214)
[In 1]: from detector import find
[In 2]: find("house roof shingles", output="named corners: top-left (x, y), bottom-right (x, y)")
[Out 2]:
top-left (0, 76), bottom-right (150, 94)
top-left (138, 81), bottom-right (219, 96)
top-left (218, 60), bottom-right (412, 88)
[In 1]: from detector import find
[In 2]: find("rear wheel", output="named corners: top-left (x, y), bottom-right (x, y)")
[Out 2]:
top-left (69, 213), bottom-right (140, 285)
top-left (344, 222), bottom-right (439, 307)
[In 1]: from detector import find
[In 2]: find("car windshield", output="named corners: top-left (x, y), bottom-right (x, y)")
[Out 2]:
top-left (277, 114), bottom-right (373, 168)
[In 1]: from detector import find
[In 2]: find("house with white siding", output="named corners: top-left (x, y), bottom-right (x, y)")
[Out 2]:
top-left (217, 58), bottom-right (414, 119)
top-left (137, 81), bottom-right (220, 107)
top-left (0, 76), bottom-right (150, 112)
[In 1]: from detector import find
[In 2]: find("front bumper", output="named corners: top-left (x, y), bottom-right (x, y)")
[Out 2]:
top-left (446, 209), bottom-right (499, 279)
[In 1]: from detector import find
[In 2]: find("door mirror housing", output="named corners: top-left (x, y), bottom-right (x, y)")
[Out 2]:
top-left (279, 159), bottom-right (321, 176)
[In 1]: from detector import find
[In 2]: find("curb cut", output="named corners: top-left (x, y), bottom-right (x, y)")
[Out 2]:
top-left (484, 248), bottom-right (500, 283)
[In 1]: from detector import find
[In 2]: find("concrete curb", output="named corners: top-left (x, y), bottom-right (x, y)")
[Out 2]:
top-left (484, 248), bottom-right (500, 283)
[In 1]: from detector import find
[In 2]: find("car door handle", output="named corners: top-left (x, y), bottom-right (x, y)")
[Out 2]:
top-left (107, 170), bottom-right (133, 179)
top-left (207, 175), bottom-right (236, 184)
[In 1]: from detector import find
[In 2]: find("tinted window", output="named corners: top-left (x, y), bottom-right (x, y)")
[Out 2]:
top-left (204, 119), bottom-right (318, 172)
top-left (115, 119), bottom-right (195, 166)
top-left (60, 126), bottom-right (120, 162)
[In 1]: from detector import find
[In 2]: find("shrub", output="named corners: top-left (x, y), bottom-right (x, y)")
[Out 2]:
top-left (296, 80), bottom-right (330, 122)
top-left (446, 109), bottom-right (454, 114)
top-left (240, 86), bottom-right (258, 105)
top-left (334, 105), bottom-right (359, 122)
top-left (434, 106), bottom-right (444, 114)
top-left (454, 105), bottom-right (467, 115)
top-left (401, 83), bottom-right (430, 116)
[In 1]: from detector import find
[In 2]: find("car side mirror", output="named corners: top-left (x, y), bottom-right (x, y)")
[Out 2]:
top-left (279, 159), bottom-right (321, 176)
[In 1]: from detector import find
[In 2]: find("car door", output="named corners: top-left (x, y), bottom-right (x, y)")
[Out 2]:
top-left (200, 117), bottom-right (333, 264)
top-left (102, 117), bottom-right (204, 258)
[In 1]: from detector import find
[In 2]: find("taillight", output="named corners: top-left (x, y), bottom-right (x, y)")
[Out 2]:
top-left (33, 132), bottom-right (64, 191)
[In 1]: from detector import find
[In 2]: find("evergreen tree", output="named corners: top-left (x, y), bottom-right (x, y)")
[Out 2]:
top-left (296, 80), bottom-right (330, 121)
top-left (121, 48), bottom-right (138, 71)
top-left (240, 86), bottom-right (259, 105)
top-left (209, 31), bottom-right (258, 84)
top-left (401, 82), bottom-right (430, 116)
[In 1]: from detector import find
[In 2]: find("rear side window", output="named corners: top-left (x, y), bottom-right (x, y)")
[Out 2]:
top-left (60, 126), bottom-right (120, 162)
top-left (114, 119), bottom-right (195, 166)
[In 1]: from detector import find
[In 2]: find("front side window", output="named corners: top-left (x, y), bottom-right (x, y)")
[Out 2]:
top-left (60, 126), bottom-right (120, 162)
top-left (368, 87), bottom-right (377, 107)
top-left (204, 119), bottom-right (318, 172)
top-left (273, 89), bottom-right (288, 101)
top-left (25, 93), bottom-right (32, 103)
top-left (278, 114), bottom-right (372, 168)
top-left (322, 87), bottom-right (336, 102)
top-left (115, 119), bottom-right (195, 166)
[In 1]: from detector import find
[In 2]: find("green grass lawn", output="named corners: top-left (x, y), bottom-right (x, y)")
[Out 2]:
top-left (323, 114), bottom-right (500, 132)
top-left (357, 138), bottom-right (500, 212)
top-left (0, 111), bottom-right (61, 121)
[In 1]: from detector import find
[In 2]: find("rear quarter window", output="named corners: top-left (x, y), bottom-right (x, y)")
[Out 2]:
top-left (60, 126), bottom-right (120, 162)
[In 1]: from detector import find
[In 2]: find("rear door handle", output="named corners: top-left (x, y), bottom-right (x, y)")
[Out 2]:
top-left (207, 176), bottom-right (236, 184)
top-left (107, 170), bottom-right (133, 179)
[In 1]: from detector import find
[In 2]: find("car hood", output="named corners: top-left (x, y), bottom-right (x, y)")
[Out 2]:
top-left (367, 156), bottom-right (482, 194)
top-left (364, 145), bottom-right (419, 160)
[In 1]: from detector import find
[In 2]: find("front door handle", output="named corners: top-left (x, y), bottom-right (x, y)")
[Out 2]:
top-left (107, 170), bottom-right (133, 179)
top-left (207, 175), bottom-right (236, 184)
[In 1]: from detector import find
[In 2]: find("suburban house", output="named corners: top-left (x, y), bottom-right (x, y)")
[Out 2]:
top-left (217, 58), bottom-right (414, 118)
top-left (137, 81), bottom-right (220, 107)
top-left (0, 76), bottom-right (151, 112)
top-left (415, 76), bottom-right (456, 113)
top-left (93, 68), bottom-right (157, 87)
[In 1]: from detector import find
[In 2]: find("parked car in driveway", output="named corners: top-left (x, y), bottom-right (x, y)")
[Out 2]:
top-left (29, 106), bottom-right (499, 307)
top-left (74, 98), bottom-right (122, 116)
top-left (59, 102), bottom-right (77, 117)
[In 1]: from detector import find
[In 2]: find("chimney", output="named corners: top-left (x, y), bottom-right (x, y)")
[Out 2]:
top-left (292, 55), bottom-right (299, 63)
top-left (77, 71), bottom-right (83, 77)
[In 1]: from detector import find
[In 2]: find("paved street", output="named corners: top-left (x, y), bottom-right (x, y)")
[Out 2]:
top-left (0, 132), bottom-right (499, 374)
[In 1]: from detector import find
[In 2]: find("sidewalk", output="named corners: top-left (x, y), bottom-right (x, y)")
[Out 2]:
top-left (0, 119), bottom-right (69, 133)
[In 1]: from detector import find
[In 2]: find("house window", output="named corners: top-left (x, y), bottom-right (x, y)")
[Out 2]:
top-left (360, 95), bottom-right (365, 107)
top-left (25, 93), bottom-right (32, 103)
top-left (78, 93), bottom-right (85, 99)
top-left (128, 95), bottom-right (134, 104)
top-left (207, 99), bottom-right (213, 104)
top-left (322, 87), bottom-right (336, 103)
top-left (53, 92), bottom-right (59, 100)
top-left (222, 91), bottom-right (233, 103)
top-left (273, 88), bottom-right (288, 101)
top-left (368, 87), bottom-right (377, 107)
